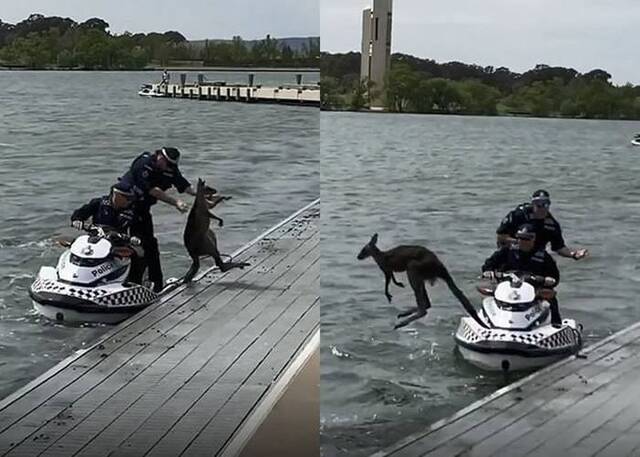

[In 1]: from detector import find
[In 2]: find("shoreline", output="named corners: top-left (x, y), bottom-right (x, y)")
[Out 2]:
top-left (320, 107), bottom-right (640, 122)
top-left (0, 66), bottom-right (319, 73)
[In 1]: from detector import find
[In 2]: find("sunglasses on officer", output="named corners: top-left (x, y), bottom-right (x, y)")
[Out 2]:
top-left (532, 199), bottom-right (550, 209)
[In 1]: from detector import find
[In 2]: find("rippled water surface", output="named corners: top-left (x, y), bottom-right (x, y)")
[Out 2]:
top-left (320, 111), bottom-right (640, 456)
top-left (0, 70), bottom-right (318, 399)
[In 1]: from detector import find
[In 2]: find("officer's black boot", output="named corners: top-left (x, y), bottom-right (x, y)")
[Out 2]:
top-left (148, 265), bottom-right (163, 293)
top-left (549, 296), bottom-right (562, 328)
top-left (145, 238), bottom-right (163, 293)
top-left (127, 254), bottom-right (145, 285)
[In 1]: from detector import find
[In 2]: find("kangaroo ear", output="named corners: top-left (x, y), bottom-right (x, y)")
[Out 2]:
top-left (370, 233), bottom-right (378, 245)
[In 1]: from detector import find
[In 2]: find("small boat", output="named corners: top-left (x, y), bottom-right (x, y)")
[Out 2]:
top-left (631, 135), bottom-right (640, 146)
top-left (138, 84), bottom-right (165, 97)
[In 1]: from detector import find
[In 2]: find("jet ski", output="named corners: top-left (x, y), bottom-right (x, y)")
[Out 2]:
top-left (138, 83), bottom-right (165, 97)
top-left (29, 225), bottom-right (179, 324)
top-left (631, 135), bottom-right (640, 146)
top-left (454, 271), bottom-right (582, 372)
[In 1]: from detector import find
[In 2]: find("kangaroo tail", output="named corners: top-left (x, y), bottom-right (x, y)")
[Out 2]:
top-left (439, 266), bottom-right (488, 328)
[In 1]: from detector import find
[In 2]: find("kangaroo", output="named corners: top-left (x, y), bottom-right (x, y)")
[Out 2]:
top-left (183, 178), bottom-right (250, 283)
top-left (357, 233), bottom-right (487, 329)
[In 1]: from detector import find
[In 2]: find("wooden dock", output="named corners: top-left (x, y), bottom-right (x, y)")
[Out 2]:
top-left (0, 200), bottom-right (319, 457)
top-left (141, 82), bottom-right (320, 106)
top-left (372, 321), bottom-right (640, 457)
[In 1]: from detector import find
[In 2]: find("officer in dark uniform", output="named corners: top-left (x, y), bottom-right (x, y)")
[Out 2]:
top-left (483, 224), bottom-right (563, 327)
top-left (71, 182), bottom-right (145, 284)
top-left (118, 147), bottom-right (197, 292)
top-left (71, 182), bottom-right (137, 232)
top-left (496, 189), bottom-right (588, 260)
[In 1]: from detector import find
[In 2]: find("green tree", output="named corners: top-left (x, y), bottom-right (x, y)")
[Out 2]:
top-left (384, 62), bottom-right (420, 112)
top-left (349, 79), bottom-right (367, 110)
top-left (80, 18), bottom-right (109, 33)
top-left (423, 78), bottom-right (464, 113)
top-left (456, 79), bottom-right (500, 115)
top-left (230, 36), bottom-right (248, 64)
top-left (320, 76), bottom-right (343, 110)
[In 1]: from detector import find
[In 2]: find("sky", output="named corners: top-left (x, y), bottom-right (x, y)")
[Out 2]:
top-left (1, 0), bottom-right (319, 40)
top-left (321, 0), bottom-right (640, 85)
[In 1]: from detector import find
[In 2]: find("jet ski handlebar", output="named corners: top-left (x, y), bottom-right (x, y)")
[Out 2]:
top-left (483, 270), bottom-right (556, 287)
top-left (83, 225), bottom-right (140, 246)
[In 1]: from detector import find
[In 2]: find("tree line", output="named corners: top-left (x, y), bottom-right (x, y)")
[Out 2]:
top-left (321, 52), bottom-right (640, 120)
top-left (0, 14), bottom-right (319, 69)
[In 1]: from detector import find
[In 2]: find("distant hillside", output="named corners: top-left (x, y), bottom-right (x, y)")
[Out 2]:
top-left (0, 14), bottom-right (319, 69)
top-left (321, 51), bottom-right (640, 119)
top-left (188, 36), bottom-right (319, 53)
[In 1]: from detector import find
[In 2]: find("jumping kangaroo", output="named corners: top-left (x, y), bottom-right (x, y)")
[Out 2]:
top-left (357, 233), bottom-right (487, 329)
top-left (183, 178), bottom-right (250, 283)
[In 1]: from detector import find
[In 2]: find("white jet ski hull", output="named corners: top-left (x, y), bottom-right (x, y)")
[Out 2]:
top-left (30, 266), bottom-right (161, 324)
top-left (454, 316), bottom-right (582, 372)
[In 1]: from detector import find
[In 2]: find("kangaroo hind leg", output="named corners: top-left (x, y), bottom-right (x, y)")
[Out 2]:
top-left (183, 257), bottom-right (200, 284)
top-left (394, 264), bottom-right (431, 329)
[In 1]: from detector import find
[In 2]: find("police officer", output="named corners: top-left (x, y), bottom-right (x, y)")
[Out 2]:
top-left (71, 182), bottom-right (145, 284)
top-left (483, 224), bottom-right (563, 327)
top-left (118, 147), bottom-right (198, 293)
top-left (496, 189), bottom-right (588, 260)
top-left (71, 182), bottom-right (137, 232)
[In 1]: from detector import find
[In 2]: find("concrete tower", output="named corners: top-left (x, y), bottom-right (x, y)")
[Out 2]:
top-left (361, 0), bottom-right (392, 110)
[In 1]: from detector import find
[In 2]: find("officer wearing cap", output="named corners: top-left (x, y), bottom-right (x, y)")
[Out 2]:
top-left (71, 182), bottom-right (137, 232)
top-left (70, 182), bottom-right (147, 285)
top-left (496, 189), bottom-right (588, 260)
top-left (483, 224), bottom-right (563, 326)
top-left (118, 147), bottom-right (200, 293)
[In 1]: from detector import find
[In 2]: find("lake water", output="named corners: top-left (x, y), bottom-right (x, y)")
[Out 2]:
top-left (0, 70), bottom-right (318, 399)
top-left (320, 111), bottom-right (640, 456)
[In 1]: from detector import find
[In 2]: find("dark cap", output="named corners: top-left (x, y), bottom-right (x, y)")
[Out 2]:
top-left (516, 224), bottom-right (536, 240)
top-left (531, 189), bottom-right (551, 206)
top-left (160, 147), bottom-right (180, 165)
top-left (111, 181), bottom-right (135, 198)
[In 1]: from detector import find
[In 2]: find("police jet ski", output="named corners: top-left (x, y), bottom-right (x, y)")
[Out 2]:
top-left (454, 271), bottom-right (582, 372)
top-left (30, 225), bottom-right (179, 324)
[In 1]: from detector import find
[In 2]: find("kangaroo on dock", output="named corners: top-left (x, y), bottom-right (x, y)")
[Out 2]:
top-left (183, 178), bottom-right (249, 283)
top-left (357, 233), bottom-right (487, 329)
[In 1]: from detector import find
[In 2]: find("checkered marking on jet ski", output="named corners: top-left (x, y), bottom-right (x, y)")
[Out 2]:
top-left (459, 321), bottom-right (481, 342)
top-left (32, 279), bottom-right (109, 299)
top-left (95, 287), bottom-right (157, 307)
top-left (32, 279), bottom-right (156, 308)
top-left (458, 320), bottom-right (559, 346)
top-left (538, 327), bottom-right (578, 349)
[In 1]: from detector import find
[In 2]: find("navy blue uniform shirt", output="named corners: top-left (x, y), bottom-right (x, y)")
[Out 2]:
top-left (482, 245), bottom-right (560, 284)
top-left (497, 203), bottom-right (566, 252)
top-left (71, 196), bottom-right (135, 232)
top-left (119, 152), bottom-right (191, 212)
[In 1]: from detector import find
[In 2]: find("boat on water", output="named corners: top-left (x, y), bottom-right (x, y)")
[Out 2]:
top-left (454, 272), bottom-right (582, 372)
top-left (30, 226), bottom-right (180, 324)
top-left (138, 83), bottom-right (165, 97)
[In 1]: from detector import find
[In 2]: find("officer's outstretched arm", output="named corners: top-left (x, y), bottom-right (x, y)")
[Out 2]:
top-left (149, 187), bottom-right (189, 213)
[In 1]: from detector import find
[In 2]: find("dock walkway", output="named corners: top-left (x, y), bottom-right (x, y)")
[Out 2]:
top-left (0, 200), bottom-right (319, 457)
top-left (373, 321), bottom-right (640, 457)
top-left (144, 83), bottom-right (320, 106)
